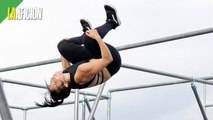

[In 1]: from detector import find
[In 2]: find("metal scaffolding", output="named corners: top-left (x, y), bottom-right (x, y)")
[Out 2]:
top-left (0, 80), bottom-right (13, 120)
top-left (0, 27), bottom-right (213, 120)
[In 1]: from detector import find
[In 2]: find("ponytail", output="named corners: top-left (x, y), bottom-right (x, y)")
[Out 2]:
top-left (35, 92), bottom-right (64, 107)
top-left (35, 82), bottom-right (70, 107)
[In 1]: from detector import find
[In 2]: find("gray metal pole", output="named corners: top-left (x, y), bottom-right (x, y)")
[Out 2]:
top-left (84, 97), bottom-right (95, 120)
top-left (201, 75), bottom-right (213, 111)
top-left (88, 83), bottom-right (106, 120)
top-left (74, 89), bottom-right (80, 120)
top-left (107, 79), bottom-right (210, 120)
top-left (1, 78), bottom-right (46, 89)
top-left (116, 27), bottom-right (213, 51)
top-left (1, 27), bottom-right (213, 73)
top-left (9, 106), bottom-right (24, 110)
top-left (107, 92), bottom-right (112, 120)
top-left (0, 80), bottom-right (13, 120)
top-left (23, 110), bottom-right (27, 120)
top-left (1, 78), bottom-right (109, 99)
top-left (200, 76), bottom-right (213, 80)
top-left (2, 76), bottom-right (212, 91)
top-left (122, 64), bottom-right (213, 85)
top-left (84, 97), bottom-right (92, 112)
top-left (82, 100), bottom-right (86, 120)
top-left (25, 97), bottom-right (107, 110)
top-left (109, 80), bottom-right (189, 93)
top-left (0, 58), bottom-right (60, 72)
top-left (205, 104), bottom-right (213, 108)
top-left (203, 83), bottom-right (207, 113)
top-left (191, 82), bottom-right (208, 120)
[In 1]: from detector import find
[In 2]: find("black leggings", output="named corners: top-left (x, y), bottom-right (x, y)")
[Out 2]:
top-left (57, 22), bottom-right (121, 76)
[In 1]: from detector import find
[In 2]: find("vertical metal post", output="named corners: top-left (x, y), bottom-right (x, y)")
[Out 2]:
top-left (0, 80), bottom-right (13, 120)
top-left (23, 110), bottom-right (27, 120)
top-left (74, 89), bottom-right (79, 120)
top-left (191, 82), bottom-right (208, 120)
top-left (88, 83), bottom-right (106, 120)
top-left (203, 83), bottom-right (207, 112)
top-left (107, 92), bottom-right (112, 120)
top-left (82, 99), bottom-right (86, 120)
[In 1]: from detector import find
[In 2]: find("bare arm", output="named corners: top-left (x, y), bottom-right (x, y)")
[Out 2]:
top-left (85, 29), bottom-right (113, 64)
top-left (60, 55), bottom-right (71, 70)
top-left (78, 29), bottom-right (113, 74)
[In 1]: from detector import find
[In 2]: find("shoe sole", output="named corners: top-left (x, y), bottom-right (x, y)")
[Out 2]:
top-left (80, 18), bottom-right (92, 30)
top-left (104, 3), bottom-right (121, 26)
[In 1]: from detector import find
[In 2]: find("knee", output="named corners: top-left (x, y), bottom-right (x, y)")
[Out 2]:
top-left (57, 40), bottom-right (67, 54)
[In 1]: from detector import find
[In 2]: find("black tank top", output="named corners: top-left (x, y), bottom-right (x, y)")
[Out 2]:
top-left (63, 61), bottom-right (95, 89)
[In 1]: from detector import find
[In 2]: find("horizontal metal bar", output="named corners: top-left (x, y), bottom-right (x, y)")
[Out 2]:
top-left (9, 106), bottom-right (25, 110)
top-left (25, 97), bottom-right (107, 110)
top-left (200, 76), bottom-right (213, 80)
top-left (1, 78), bottom-right (109, 99)
top-left (72, 91), bottom-right (109, 100)
top-left (109, 80), bottom-right (189, 93)
top-left (0, 58), bottom-right (60, 72)
top-left (122, 64), bottom-right (213, 85)
top-left (117, 27), bottom-right (213, 51)
top-left (0, 27), bottom-right (213, 73)
top-left (1, 78), bottom-right (46, 89)
top-left (205, 104), bottom-right (213, 108)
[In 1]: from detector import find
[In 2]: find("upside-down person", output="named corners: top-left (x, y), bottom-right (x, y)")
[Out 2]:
top-left (36, 4), bottom-right (121, 107)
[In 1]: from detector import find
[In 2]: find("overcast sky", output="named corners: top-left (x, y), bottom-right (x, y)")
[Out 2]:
top-left (0, 0), bottom-right (213, 120)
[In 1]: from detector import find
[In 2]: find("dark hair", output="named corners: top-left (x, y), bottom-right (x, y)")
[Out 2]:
top-left (35, 82), bottom-right (71, 107)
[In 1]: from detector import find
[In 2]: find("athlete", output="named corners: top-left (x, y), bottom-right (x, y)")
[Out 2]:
top-left (36, 4), bottom-right (121, 107)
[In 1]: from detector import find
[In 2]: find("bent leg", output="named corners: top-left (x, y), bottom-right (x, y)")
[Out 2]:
top-left (57, 37), bottom-right (93, 64)
top-left (66, 35), bottom-right (84, 45)
top-left (96, 22), bottom-right (114, 38)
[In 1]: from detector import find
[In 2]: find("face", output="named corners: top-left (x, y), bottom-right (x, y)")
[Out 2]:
top-left (49, 71), bottom-right (65, 92)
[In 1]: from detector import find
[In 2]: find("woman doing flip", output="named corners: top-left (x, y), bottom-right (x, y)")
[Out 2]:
top-left (37, 4), bottom-right (121, 107)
